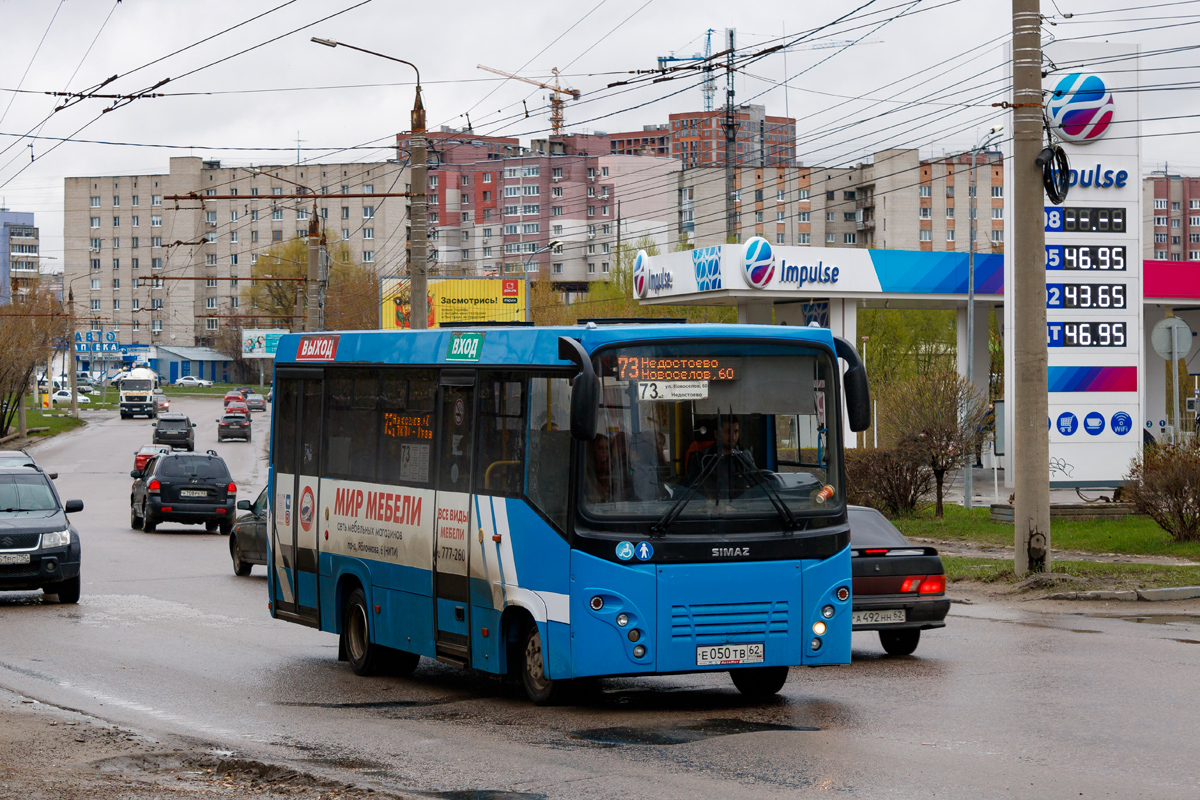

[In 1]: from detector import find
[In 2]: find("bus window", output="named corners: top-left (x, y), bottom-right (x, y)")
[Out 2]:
top-left (475, 372), bottom-right (526, 497)
top-left (527, 376), bottom-right (572, 533)
top-left (378, 370), bottom-right (437, 487)
top-left (325, 369), bottom-right (382, 483)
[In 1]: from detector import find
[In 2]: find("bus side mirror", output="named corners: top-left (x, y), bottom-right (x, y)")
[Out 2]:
top-left (834, 336), bottom-right (871, 433)
top-left (558, 336), bottom-right (598, 441)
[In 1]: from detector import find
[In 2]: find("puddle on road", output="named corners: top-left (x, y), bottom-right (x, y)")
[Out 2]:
top-left (570, 717), bottom-right (816, 746)
top-left (433, 793), bottom-right (547, 800)
top-left (1172, 638), bottom-right (1200, 645)
top-left (1113, 614), bottom-right (1200, 627)
top-left (279, 698), bottom-right (457, 709)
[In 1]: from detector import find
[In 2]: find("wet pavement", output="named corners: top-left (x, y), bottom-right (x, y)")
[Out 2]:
top-left (2, 398), bottom-right (1199, 798)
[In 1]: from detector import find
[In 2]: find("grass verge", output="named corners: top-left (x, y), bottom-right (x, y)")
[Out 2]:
top-left (8, 410), bottom-right (86, 438)
top-left (891, 503), bottom-right (1200, 562)
top-left (945, 556), bottom-right (1200, 591)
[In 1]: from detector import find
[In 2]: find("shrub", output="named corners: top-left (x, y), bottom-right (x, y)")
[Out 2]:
top-left (846, 445), bottom-right (934, 516)
top-left (1124, 440), bottom-right (1200, 542)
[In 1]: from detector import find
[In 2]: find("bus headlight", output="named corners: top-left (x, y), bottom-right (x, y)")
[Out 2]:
top-left (812, 621), bottom-right (826, 636)
top-left (632, 644), bottom-right (646, 658)
top-left (590, 596), bottom-right (604, 611)
top-left (628, 629), bottom-right (641, 642)
top-left (810, 638), bottom-right (822, 651)
top-left (822, 605), bottom-right (835, 619)
top-left (616, 613), bottom-right (629, 627)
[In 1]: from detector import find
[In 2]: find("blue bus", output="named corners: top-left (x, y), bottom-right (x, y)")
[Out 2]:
top-left (266, 323), bottom-right (870, 703)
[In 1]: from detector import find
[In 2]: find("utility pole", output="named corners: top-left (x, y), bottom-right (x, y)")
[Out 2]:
top-left (305, 203), bottom-right (320, 332)
top-left (1012, 0), bottom-right (1050, 575)
top-left (318, 233), bottom-right (329, 332)
top-left (68, 288), bottom-right (78, 420)
top-left (722, 28), bottom-right (737, 244)
top-left (409, 85), bottom-right (429, 330)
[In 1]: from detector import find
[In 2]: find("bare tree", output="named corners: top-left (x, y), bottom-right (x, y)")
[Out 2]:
top-left (877, 370), bottom-right (989, 517)
top-left (0, 292), bottom-right (69, 437)
top-left (241, 234), bottom-right (376, 331)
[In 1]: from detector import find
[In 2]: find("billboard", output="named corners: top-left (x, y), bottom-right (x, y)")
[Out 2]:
top-left (242, 329), bottom-right (288, 359)
top-left (379, 277), bottom-right (525, 329)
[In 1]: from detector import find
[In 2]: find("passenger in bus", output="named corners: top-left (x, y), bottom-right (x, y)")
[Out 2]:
top-left (585, 433), bottom-right (613, 503)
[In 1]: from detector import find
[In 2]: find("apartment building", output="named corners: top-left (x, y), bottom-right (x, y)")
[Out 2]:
top-left (1144, 171), bottom-right (1200, 262)
top-left (1, 210), bottom-right (39, 304)
top-left (64, 157), bottom-right (406, 346)
top-left (679, 148), bottom-right (1003, 252)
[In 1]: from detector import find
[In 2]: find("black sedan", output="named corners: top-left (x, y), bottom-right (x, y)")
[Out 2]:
top-left (229, 487), bottom-right (268, 576)
top-left (130, 451), bottom-right (237, 535)
top-left (849, 505), bottom-right (950, 656)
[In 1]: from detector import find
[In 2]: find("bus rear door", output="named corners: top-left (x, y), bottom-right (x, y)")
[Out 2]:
top-left (433, 371), bottom-right (476, 665)
top-left (271, 373), bottom-right (322, 626)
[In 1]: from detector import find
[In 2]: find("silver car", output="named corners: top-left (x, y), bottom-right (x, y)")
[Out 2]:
top-left (245, 393), bottom-right (267, 412)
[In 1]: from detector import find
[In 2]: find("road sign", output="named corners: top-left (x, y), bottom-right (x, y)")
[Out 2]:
top-left (1151, 317), bottom-right (1192, 360)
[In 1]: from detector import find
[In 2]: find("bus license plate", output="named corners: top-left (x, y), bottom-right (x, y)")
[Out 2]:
top-left (180, 490), bottom-right (207, 497)
top-left (696, 643), bottom-right (764, 666)
top-left (852, 609), bottom-right (906, 625)
top-left (0, 553), bottom-right (31, 564)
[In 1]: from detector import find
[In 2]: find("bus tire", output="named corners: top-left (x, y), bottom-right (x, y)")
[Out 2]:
top-left (879, 629), bottom-right (920, 656)
top-left (342, 587), bottom-right (384, 676)
top-left (730, 666), bottom-right (789, 698)
top-left (520, 623), bottom-right (567, 705)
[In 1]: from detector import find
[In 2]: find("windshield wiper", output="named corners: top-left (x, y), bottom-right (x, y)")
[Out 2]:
top-left (729, 450), bottom-right (800, 531)
top-left (650, 448), bottom-right (727, 536)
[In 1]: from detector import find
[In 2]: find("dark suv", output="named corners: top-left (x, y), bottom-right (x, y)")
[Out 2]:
top-left (0, 466), bottom-right (84, 603)
top-left (130, 451), bottom-right (237, 535)
top-left (152, 413), bottom-right (196, 451)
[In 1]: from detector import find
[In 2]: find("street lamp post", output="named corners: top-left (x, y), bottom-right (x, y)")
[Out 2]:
top-left (966, 125), bottom-right (1003, 510)
top-left (523, 240), bottom-right (562, 323)
top-left (312, 37), bottom-right (428, 329)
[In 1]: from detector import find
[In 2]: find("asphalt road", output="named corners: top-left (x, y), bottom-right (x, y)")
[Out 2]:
top-left (2, 396), bottom-right (1199, 799)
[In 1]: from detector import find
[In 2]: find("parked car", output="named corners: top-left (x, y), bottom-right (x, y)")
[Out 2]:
top-left (229, 486), bottom-right (268, 576)
top-left (244, 393), bottom-right (267, 412)
top-left (0, 449), bottom-right (37, 469)
top-left (225, 400), bottom-right (249, 416)
top-left (0, 465), bottom-right (84, 603)
top-left (50, 390), bottom-right (89, 406)
top-left (849, 505), bottom-right (950, 656)
top-left (222, 391), bottom-right (245, 407)
top-left (151, 413), bottom-right (196, 451)
top-left (129, 451), bottom-right (236, 535)
top-left (174, 376), bottom-right (213, 388)
top-left (217, 413), bottom-right (252, 442)
top-left (133, 444), bottom-right (171, 472)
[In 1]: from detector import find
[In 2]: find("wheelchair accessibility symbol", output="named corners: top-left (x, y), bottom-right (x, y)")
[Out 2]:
top-left (615, 541), bottom-right (635, 561)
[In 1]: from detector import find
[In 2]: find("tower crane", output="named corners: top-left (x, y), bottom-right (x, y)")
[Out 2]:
top-left (476, 64), bottom-right (581, 136)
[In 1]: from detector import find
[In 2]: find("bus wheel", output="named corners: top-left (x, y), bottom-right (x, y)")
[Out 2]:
top-left (520, 623), bottom-right (567, 705)
top-left (342, 587), bottom-right (383, 676)
top-left (730, 666), bottom-right (789, 698)
top-left (879, 629), bottom-right (920, 656)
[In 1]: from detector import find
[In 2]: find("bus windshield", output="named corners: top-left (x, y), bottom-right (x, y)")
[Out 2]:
top-left (583, 342), bottom-right (841, 527)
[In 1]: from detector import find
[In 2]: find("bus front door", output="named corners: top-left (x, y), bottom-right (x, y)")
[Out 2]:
top-left (271, 374), bottom-right (322, 627)
top-left (433, 374), bottom-right (475, 665)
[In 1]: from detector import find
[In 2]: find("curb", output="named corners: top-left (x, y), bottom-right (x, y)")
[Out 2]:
top-left (1041, 586), bottom-right (1200, 602)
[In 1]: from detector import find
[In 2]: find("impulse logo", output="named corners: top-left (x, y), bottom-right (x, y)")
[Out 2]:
top-left (692, 246), bottom-right (722, 291)
top-left (742, 237), bottom-right (775, 289)
top-left (633, 250), bottom-right (648, 298)
top-left (1049, 73), bottom-right (1114, 144)
top-left (296, 335), bottom-right (339, 361)
top-left (780, 260), bottom-right (840, 286)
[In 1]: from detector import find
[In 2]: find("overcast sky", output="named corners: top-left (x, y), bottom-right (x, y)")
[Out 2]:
top-left (2, 0), bottom-right (1198, 264)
